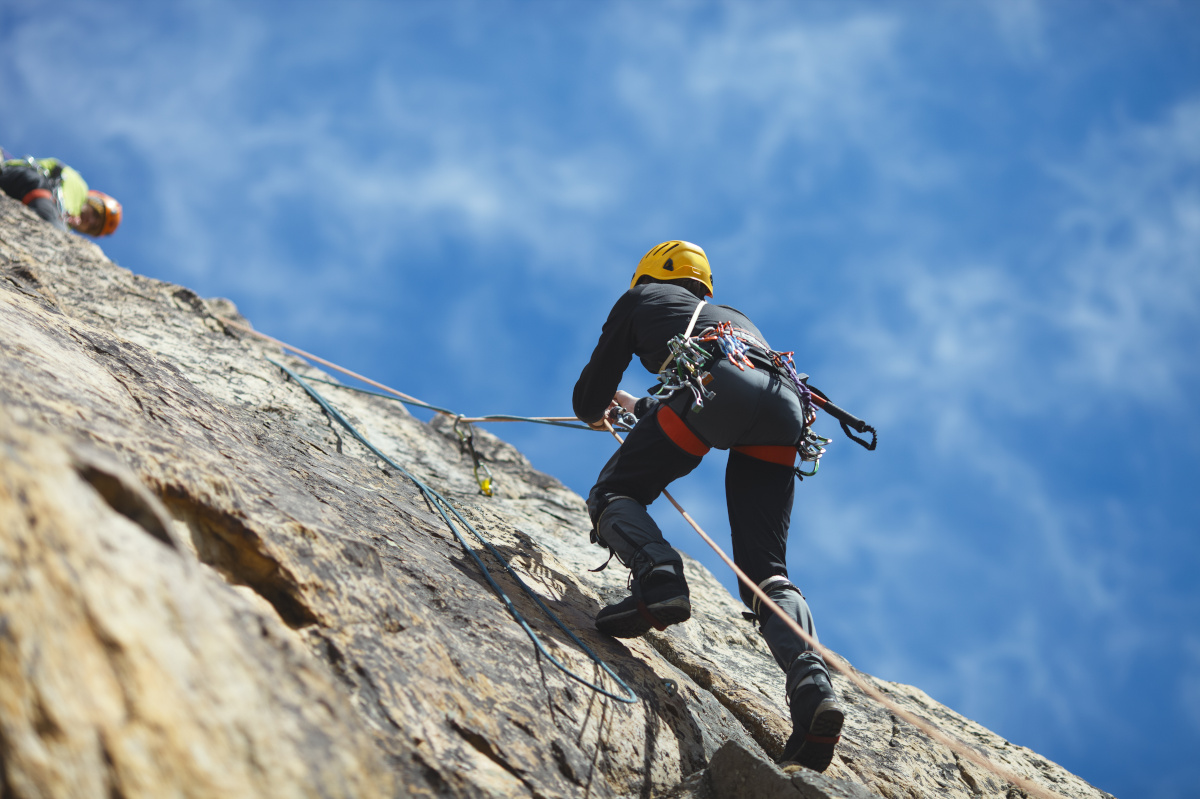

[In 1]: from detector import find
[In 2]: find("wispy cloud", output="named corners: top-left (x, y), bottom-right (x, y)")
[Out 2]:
top-left (1051, 98), bottom-right (1200, 405)
top-left (5, 3), bottom-right (1199, 793)
top-left (983, 0), bottom-right (1049, 61)
top-left (822, 94), bottom-right (1200, 432)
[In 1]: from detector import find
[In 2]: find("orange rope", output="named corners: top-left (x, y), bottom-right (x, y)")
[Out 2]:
top-left (216, 315), bottom-right (433, 408)
top-left (219, 314), bottom-right (1064, 797)
top-left (606, 427), bottom-right (1064, 799)
top-left (217, 316), bottom-right (576, 426)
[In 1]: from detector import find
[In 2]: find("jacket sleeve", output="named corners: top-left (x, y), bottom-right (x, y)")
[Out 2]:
top-left (572, 292), bottom-right (638, 425)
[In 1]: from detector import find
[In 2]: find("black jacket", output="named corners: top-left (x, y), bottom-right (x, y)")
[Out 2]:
top-left (572, 282), bottom-right (768, 424)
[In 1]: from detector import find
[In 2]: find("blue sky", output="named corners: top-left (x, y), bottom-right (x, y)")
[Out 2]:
top-left (4, 2), bottom-right (1198, 796)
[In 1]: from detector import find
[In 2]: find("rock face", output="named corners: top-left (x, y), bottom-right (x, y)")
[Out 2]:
top-left (0, 193), bottom-right (1116, 799)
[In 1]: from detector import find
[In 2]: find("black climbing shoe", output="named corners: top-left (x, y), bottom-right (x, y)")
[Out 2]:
top-left (595, 566), bottom-right (691, 638)
top-left (779, 670), bottom-right (844, 772)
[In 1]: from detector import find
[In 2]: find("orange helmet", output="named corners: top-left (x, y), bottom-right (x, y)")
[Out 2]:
top-left (84, 190), bottom-right (122, 236)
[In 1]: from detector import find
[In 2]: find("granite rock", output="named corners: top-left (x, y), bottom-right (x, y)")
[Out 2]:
top-left (0, 194), bottom-right (1116, 798)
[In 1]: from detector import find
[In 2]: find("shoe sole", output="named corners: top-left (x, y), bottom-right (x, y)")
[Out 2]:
top-left (780, 699), bottom-right (844, 773)
top-left (595, 597), bottom-right (691, 638)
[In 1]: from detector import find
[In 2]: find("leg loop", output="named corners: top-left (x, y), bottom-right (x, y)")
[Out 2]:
top-left (656, 405), bottom-right (711, 457)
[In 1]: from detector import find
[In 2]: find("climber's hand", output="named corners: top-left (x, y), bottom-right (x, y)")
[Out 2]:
top-left (613, 390), bottom-right (638, 415)
top-left (588, 414), bottom-right (613, 431)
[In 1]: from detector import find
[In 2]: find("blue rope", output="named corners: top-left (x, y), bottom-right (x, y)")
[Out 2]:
top-left (271, 359), bottom-right (638, 705)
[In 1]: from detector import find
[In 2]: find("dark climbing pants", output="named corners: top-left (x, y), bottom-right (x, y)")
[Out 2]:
top-left (586, 359), bottom-right (823, 669)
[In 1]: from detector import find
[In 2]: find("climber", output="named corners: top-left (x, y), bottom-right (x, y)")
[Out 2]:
top-left (0, 155), bottom-right (122, 236)
top-left (572, 240), bottom-right (844, 772)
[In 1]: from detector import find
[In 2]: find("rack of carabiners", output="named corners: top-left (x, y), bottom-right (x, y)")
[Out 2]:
top-left (653, 321), bottom-right (838, 478)
top-left (654, 327), bottom-right (719, 410)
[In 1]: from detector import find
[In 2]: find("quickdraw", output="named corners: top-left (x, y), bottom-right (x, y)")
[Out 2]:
top-left (452, 417), bottom-right (495, 496)
top-left (795, 431), bottom-right (833, 479)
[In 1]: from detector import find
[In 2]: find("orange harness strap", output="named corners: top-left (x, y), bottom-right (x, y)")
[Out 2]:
top-left (657, 406), bottom-right (710, 457)
top-left (22, 188), bottom-right (52, 205)
top-left (732, 444), bottom-right (797, 466)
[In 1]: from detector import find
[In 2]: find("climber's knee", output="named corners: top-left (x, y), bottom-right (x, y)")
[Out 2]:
top-left (586, 488), bottom-right (629, 531)
top-left (590, 495), bottom-right (679, 576)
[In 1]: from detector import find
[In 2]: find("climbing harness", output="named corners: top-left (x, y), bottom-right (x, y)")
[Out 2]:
top-left (652, 305), bottom-right (876, 477)
top-left (4, 156), bottom-right (67, 221)
top-left (270, 359), bottom-right (637, 705)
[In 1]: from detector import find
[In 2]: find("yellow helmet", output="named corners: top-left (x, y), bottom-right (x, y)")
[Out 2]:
top-left (630, 240), bottom-right (713, 297)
